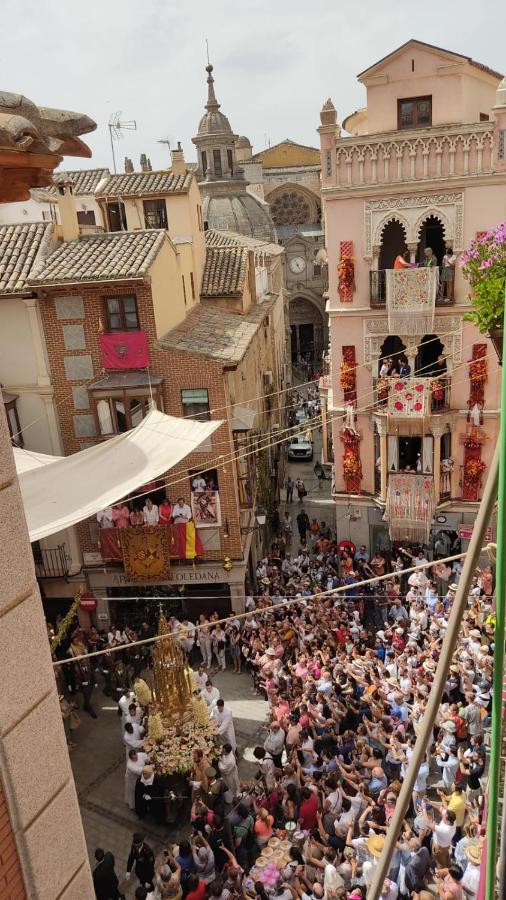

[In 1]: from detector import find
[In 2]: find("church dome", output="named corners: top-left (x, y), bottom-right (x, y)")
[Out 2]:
top-left (196, 64), bottom-right (234, 137)
top-left (236, 135), bottom-right (251, 149)
top-left (203, 192), bottom-right (276, 242)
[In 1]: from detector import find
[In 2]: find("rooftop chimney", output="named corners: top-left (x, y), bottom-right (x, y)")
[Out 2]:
top-left (171, 141), bottom-right (186, 175)
top-left (140, 153), bottom-right (152, 172)
top-left (55, 178), bottom-right (79, 242)
top-left (124, 156), bottom-right (134, 173)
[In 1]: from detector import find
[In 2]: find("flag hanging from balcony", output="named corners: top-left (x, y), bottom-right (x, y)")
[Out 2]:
top-left (120, 525), bottom-right (171, 581)
top-left (99, 331), bottom-right (150, 369)
top-left (385, 473), bottom-right (436, 543)
top-left (385, 267), bottom-right (438, 335)
top-left (170, 521), bottom-right (203, 560)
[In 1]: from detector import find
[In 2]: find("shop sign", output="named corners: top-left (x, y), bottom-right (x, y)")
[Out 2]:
top-left (458, 524), bottom-right (494, 541)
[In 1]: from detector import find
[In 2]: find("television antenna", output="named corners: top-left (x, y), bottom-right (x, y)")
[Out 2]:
top-left (108, 111), bottom-right (137, 174)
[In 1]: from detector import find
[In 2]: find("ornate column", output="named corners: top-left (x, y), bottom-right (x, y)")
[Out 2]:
top-left (431, 421), bottom-right (444, 503)
top-left (407, 242), bottom-right (418, 265)
top-left (376, 417), bottom-right (388, 502)
top-left (405, 342), bottom-right (418, 374)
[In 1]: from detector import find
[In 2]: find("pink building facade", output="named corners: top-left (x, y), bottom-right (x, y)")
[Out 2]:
top-left (319, 40), bottom-right (506, 551)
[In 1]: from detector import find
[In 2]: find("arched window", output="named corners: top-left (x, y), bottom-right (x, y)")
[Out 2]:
top-left (379, 220), bottom-right (407, 270)
top-left (417, 215), bottom-right (446, 265)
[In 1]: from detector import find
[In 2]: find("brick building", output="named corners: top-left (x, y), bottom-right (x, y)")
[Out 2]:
top-left (27, 172), bottom-right (286, 623)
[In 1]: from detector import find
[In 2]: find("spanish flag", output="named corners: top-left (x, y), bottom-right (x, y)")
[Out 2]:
top-left (173, 522), bottom-right (203, 559)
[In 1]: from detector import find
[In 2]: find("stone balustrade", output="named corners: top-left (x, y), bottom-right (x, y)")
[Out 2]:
top-left (331, 122), bottom-right (494, 190)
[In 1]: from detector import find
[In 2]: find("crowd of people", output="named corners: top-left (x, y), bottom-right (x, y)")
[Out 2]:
top-left (79, 514), bottom-right (494, 900)
top-left (52, 383), bottom-right (495, 900)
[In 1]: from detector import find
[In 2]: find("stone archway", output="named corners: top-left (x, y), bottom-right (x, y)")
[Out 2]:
top-left (289, 294), bottom-right (327, 367)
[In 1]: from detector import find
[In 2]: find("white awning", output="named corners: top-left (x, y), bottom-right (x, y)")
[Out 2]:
top-left (14, 410), bottom-right (221, 542)
top-left (231, 405), bottom-right (256, 431)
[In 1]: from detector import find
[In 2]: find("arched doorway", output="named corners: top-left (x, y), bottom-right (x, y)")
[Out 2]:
top-left (378, 335), bottom-right (406, 376)
top-left (379, 220), bottom-right (407, 270)
top-left (415, 334), bottom-right (444, 376)
top-left (289, 296), bottom-right (326, 368)
top-left (417, 215), bottom-right (446, 265)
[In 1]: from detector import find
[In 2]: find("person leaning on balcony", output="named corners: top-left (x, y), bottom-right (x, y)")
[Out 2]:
top-left (394, 249), bottom-right (413, 269)
top-left (423, 247), bottom-right (437, 267)
top-left (112, 502), bottom-right (130, 528)
top-left (143, 497), bottom-right (159, 525)
top-left (158, 498), bottom-right (172, 525)
top-left (441, 248), bottom-right (456, 301)
top-left (172, 497), bottom-right (193, 524)
top-left (130, 506), bottom-right (144, 526)
top-left (398, 356), bottom-right (411, 377)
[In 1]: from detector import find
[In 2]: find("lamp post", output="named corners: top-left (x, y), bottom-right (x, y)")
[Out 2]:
top-left (240, 506), bottom-right (267, 534)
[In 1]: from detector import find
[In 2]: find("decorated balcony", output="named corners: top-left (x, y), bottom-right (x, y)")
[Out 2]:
top-left (98, 524), bottom-right (205, 579)
top-left (375, 375), bottom-right (450, 417)
top-left (370, 267), bottom-right (455, 308)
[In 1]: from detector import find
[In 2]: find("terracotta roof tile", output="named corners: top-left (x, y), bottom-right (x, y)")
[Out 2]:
top-left (201, 245), bottom-right (248, 297)
top-left (29, 229), bottom-right (165, 286)
top-left (96, 169), bottom-right (193, 197)
top-left (158, 301), bottom-right (274, 363)
top-left (0, 222), bottom-right (53, 294)
top-left (52, 168), bottom-right (110, 194)
top-left (205, 228), bottom-right (284, 256)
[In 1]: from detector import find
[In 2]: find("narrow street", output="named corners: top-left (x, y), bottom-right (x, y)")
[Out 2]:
top-left (71, 668), bottom-right (267, 895)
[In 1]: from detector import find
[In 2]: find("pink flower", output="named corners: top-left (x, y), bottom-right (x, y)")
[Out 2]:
top-left (413, 402), bottom-right (423, 411)
top-left (394, 381), bottom-right (404, 391)
top-left (394, 401), bottom-right (404, 410)
top-left (415, 383), bottom-right (424, 392)
top-left (404, 392), bottom-right (414, 401)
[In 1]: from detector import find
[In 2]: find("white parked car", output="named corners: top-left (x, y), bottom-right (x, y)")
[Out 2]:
top-left (288, 434), bottom-right (313, 461)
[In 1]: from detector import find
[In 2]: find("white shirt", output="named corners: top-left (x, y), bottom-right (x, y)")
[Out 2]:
top-left (192, 476), bottom-right (207, 492)
top-left (143, 503), bottom-right (159, 525)
top-left (201, 685), bottom-right (220, 707)
top-left (126, 751), bottom-right (148, 778)
top-left (435, 819), bottom-right (456, 848)
top-left (195, 670), bottom-right (209, 690)
top-left (97, 507), bottom-right (113, 527)
top-left (172, 502), bottom-right (192, 523)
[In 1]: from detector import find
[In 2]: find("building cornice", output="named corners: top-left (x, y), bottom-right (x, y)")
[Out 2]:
top-left (321, 172), bottom-right (506, 201)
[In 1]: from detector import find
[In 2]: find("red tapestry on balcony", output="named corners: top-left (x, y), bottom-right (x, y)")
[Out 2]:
top-left (99, 331), bottom-right (150, 369)
top-left (461, 434), bottom-right (486, 502)
top-left (387, 379), bottom-right (429, 417)
top-left (99, 523), bottom-right (203, 566)
top-left (467, 343), bottom-right (488, 423)
top-left (340, 345), bottom-right (357, 404)
top-left (120, 526), bottom-right (171, 581)
top-left (385, 474), bottom-right (436, 543)
top-left (341, 427), bottom-right (362, 494)
top-left (338, 241), bottom-right (354, 302)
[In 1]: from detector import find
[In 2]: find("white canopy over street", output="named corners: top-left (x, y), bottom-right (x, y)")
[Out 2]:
top-left (13, 410), bottom-right (221, 541)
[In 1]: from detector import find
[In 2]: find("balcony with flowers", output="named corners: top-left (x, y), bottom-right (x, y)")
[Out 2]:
top-left (374, 375), bottom-right (450, 418)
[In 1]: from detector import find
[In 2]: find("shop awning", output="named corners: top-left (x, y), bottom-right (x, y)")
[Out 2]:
top-left (231, 405), bottom-right (256, 431)
top-left (13, 410), bottom-right (221, 542)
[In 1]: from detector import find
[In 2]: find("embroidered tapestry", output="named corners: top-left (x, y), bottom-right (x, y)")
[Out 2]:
top-left (385, 474), bottom-right (436, 543)
top-left (385, 267), bottom-right (438, 335)
top-left (120, 525), bottom-right (171, 581)
top-left (387, 378), bottom-right (430, 418)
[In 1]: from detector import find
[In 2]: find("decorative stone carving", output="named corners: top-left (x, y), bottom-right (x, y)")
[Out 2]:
top-left (364, 192), bottom-right (464, 257)
top-left (363, 315), bottom-right (462, 368)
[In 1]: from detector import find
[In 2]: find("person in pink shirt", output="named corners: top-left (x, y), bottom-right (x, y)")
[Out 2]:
top-left (112, 503), bottom-right (130, 528)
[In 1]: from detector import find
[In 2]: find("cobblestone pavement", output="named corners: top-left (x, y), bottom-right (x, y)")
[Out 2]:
top-left (70, 668), bottom-right (267, 896)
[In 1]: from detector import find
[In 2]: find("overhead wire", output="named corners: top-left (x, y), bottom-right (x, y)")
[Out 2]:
top-left (120, 341), bottom-right (496, 507)
top-left (52, 549), bottom-right (483, 669)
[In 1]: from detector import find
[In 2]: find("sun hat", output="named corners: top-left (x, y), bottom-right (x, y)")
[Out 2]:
top-left (441, 720), bottom-right (456, 732)
top-left (204, 766), bottom-right (216, 778)
top-left (423, 659), bottom-right (436, 672)
top-left (465, 843), bottom-right (483, 865)
top-left (469, 629), bottom-right (481, 637)
top-left (448, 583), bottom-right (458, 591)
top-left (367, 834), bottom-right (385, 858)
top-left (395, 627), bottom-right (404, 635)
top-left (266, 648), bottom-right (277, 656)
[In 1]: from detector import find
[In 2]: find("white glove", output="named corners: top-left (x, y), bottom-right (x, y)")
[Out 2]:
top-left (143, 793), bottom-right (150, 800)
top-left (125, 872), bottom-right (131, 880)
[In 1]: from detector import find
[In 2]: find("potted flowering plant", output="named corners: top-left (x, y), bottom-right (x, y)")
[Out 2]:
top-left (460, 222), bottom-right (506, 361)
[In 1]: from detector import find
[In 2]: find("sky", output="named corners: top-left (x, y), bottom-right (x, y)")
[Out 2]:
top-left (3, 0), bottom-right (505, 173)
